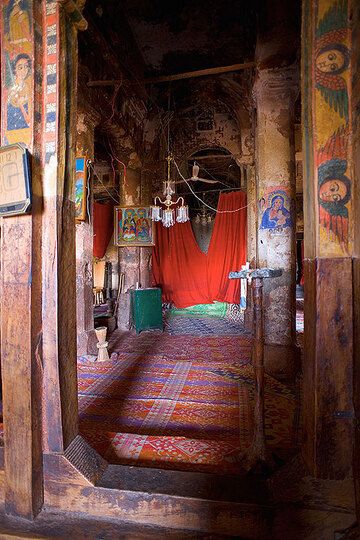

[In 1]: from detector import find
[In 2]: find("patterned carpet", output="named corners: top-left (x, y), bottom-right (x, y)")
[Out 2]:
top-left (164, 315), bottom-right (249, 336)
top-left (78, 331), bottom-right (300, 474)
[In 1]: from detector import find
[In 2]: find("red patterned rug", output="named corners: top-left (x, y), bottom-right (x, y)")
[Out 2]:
top-left (78, 331), bottom-right (300, 474)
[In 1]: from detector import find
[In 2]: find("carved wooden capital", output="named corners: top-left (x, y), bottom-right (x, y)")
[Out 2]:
top-left (59, 0), bottom-right (88, 31)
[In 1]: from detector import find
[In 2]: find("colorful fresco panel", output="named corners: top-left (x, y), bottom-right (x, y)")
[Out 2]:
top-left (259, 187), bottom-right (292, 230)
top-left (313, 0), bottom-right (352, 255)
top-left (1, 0), bottom-right (34, 148)
top-left (75, 157), bottom-right (87, 221)
top-left (115, 206), bottom-right (154, 247)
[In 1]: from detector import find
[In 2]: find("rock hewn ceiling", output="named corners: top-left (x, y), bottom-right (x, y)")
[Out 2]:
top-left (86, 0), bottom-right (258, 76)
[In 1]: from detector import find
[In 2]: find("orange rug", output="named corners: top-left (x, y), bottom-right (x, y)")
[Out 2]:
top-left (78, 332), bottom-right (300, 474)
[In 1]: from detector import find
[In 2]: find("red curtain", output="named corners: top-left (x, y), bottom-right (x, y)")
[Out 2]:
top-left (152, 191), bottom-right (247, 307)
top-left (93, 202), bottom-right (114, 258)
top-left (207, 191), bottom-right (247, 303)
top-left (152, 219), bottom-right (210, 308)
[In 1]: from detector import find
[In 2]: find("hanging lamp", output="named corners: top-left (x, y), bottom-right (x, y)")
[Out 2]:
top-left (150, 153), bottom-right (189, 227)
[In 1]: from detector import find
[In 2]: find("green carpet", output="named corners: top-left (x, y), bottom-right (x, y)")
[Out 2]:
top-left (168, 302), bottom-right (228, 318)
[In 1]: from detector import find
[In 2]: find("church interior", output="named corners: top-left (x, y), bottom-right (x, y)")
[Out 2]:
top-left (0, 0), bottom-right (359, 538)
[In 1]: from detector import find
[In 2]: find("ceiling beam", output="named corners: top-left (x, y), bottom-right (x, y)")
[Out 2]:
top-left (144, 61), bottom-right (256, 84)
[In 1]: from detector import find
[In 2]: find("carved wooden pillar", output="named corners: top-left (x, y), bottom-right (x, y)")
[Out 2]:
top-left (75, 107), bottom-right (99, 356)
top-left (41, 1), bottom-right (83, 456)
top-left (253, 67), bottom-right (298, 379)
top-left (353, 0), bottom-right (360, 522)
top-left (0, 0), bottom-right (87, 518)
top-left (302, 0), bottom-right (354, 479)
top-left (0, 0), bottom-right (43, 518)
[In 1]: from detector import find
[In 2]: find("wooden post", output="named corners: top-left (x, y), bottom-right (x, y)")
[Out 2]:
top-left (0, 0), bottom-right (44, 519)
top-left (302, 0), bottom-right (354, 479)
top-left (229, 268), bottom-right (282, 472)
top-left (251, 277), bottom-right (266, 464)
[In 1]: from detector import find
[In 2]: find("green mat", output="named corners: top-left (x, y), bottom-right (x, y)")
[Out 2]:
top-left (167, 302), bottom-right (228, 319)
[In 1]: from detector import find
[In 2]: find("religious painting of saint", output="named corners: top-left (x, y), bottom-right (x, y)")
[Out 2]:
top-left (7, 53), bottom-right (31, 130)
top-left (3, 51), bottom-right (32, 147)
top-left (114, 206), bottom-right (155, 247)
top-left (75, 157), bottom-right (87, 221)
top-left (4, 0), bottom-right (32, 44)
top-left (318, 158), bottom-right (350, 249)
top-left (259, 190), bottom-right (292, 230)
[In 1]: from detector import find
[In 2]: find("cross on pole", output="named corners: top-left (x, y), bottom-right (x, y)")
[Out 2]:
top-left (229, 267), bottom-right (283, 473)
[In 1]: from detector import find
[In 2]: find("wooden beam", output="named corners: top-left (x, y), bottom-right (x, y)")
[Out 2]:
top-left (144, 62), bottom-right (256, 84)
top-left (87, 80), bottom-right (123, 87)
top-left (189, 154), bottom-right (234, 160)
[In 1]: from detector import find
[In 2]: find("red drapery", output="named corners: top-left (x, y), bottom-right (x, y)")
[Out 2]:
top-left (152, 219), bottom-right (210, 308)
top-left (93, 202), bottom-right (114, 258)
top-left (152, 191), bottom-right (247, 307)
top-left (207, 191), bottom-right (247, 303)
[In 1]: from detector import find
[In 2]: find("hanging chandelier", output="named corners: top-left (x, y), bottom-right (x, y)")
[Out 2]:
top-left (150, 154), bottom-right (189, 227)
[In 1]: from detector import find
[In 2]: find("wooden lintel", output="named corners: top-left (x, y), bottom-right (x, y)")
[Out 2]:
top-left (189, 154), bottom-right (234, 160)
top-left (145, 61), bottom-right (256, 84)
top-left (87, 80), bottom-right (123, 87)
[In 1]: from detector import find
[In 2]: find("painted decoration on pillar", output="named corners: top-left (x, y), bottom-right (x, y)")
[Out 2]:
top-left (259, 188), bottom-right (292, 230)
top-left (1, 0), bottom-right (33, 148)
top-left (314, 0), bottom-right (352, 255)
top-left (75, 157), bottom-right (87, 221)
top-left (43, 0), bottom-right (58, 165)
top-left (114, 206), bottom-right (155, 247)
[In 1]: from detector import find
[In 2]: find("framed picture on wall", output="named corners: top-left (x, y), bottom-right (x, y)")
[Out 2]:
top-left (114, 206), bottom-right (155, 247)
top-left (0, 143), bottom-right (31, 217)
top-left (75, 156), bottom-right (87, 221)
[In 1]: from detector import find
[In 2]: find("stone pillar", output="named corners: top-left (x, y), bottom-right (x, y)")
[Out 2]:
top-left (254, 67), bottom-right (298, 379)
top-left (119, 163), bottom-right (142, 291)
top-left (75, 107), bottom-right (99, 356)
top-left (302, 0), bottom-right (354, 479)
top-left (116, 153), bottom-right (153, 329)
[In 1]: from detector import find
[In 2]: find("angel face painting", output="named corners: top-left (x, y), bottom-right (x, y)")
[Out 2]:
top-left (318, 158), bottom-right (351, 247)
top-left (314, 0), bottom-right (350, 123)
top-left (315, 44), bottom-right (349, 74)
top-left (318, 178), bottom-right (348, 202)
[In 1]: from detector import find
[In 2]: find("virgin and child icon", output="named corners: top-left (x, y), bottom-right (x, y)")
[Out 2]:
top-left (260, 190), bottom-right (292, 230)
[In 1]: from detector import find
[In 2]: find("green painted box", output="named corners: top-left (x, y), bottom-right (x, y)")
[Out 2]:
top-left (130, 287), bottom-right (163, 334)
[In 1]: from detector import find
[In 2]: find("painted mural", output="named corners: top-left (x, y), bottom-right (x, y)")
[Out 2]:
top-left (114, 206), bottom-right (154, 247)
top-left (1, 0), bottom-right (33, 148)
top-left (75, 157), bottom-right (87, 221)
top-left (259, 188), bottom-right (292, 230)
top-left (314, 0), bottom-right (352, 255)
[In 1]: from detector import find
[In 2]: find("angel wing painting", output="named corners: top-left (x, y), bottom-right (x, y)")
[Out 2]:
top-left (315, 0), bottom-right (350, 121)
